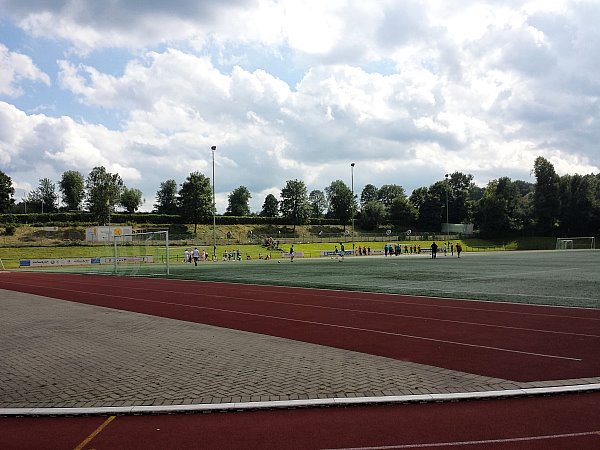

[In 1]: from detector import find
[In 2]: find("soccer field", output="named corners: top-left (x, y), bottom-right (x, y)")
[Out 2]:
top-left (168, 250), bottom-right (600, 308)
top-left (36, 249), bottom-right (600, 309)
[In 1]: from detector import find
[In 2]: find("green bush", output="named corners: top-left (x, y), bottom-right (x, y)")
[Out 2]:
top-left (4, 224), bottom-right (16, 236)
top-left (0, 212), bottom-right (343, 227)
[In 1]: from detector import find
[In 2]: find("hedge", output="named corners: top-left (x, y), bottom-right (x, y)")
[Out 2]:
top-left (0, 212), bottom-right (341, 227)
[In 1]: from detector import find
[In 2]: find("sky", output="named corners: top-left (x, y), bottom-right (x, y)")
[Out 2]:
top-left (0, 0), bottom-right (599, 213)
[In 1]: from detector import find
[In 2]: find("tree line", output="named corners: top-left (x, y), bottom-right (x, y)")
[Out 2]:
top-left (1, 156), bottom-right (599, 237)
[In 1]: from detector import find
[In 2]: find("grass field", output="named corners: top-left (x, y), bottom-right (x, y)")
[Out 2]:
top-left (0, 239), bottom-right (505, 269)
top-left (18, 249), bottom-right (600, 309)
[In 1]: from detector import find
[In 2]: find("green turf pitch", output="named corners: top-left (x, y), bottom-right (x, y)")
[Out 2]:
top-left (43, 250), bottom-right (600, 309)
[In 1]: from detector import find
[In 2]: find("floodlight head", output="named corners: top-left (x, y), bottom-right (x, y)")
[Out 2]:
top-left (351, 162), bottom-right (355, 167)
top-left (211, 145), bottom-right (217, 150)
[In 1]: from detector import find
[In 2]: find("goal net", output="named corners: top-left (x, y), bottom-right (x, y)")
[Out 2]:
top-left (113, 230), bottom-right (170, 276)
top-left (556, 237), bottom-right (595, 250)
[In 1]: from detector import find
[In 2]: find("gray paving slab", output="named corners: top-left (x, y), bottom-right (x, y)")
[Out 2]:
top-left (1, 288), bottom-right (599, 410)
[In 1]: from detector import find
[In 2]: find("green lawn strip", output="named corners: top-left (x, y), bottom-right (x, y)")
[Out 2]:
top-left (0, 240), bottom-right (466, 268)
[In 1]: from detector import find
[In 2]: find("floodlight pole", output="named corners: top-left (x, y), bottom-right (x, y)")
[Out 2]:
top-left (211, 145), bottom-right (217, 261)
top-left (445, 173), bottom-right (449, 234)
top-left (351, 162), bottom-right (355, 254)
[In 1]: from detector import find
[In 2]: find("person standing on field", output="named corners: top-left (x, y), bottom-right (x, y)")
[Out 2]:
top-left (456, 243), bottom-right (462, 258)
top-left (430, 242), bottom-right (438, 259)
top-left (193, 247), bottom-right (200, 266)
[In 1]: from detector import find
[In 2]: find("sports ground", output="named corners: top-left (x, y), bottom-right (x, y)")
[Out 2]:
top-left (1, 249), bottom-right (600, 448)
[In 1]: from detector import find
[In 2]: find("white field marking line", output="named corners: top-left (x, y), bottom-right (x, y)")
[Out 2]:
top-left (323, 430), bottom-right (600, 449)
top-left (167, 271), bottom-right (600, 303)
top-left (333, 279), bottom-right (600, 303)
top-left (5, 281), bottom-right (583, 362)
top-left (431, 267), bottom-right (582, 283)
top-left (390, 285), bottom-right (600, 303)
top-left (37, 279), bottom-right (600, 339)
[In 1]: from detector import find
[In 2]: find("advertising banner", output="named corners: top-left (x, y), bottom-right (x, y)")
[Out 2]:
top-left (85, 226), bottom-right (133, 242)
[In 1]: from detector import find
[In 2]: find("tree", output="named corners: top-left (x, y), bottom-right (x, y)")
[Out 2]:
top-left (86, 166), bottom-right (124, 224)
top-left (0, 170), bottom-right (15, 213)
top-left (360, 184), bottom-right (378, 207)
top-left (446, 172), bottom-right (476, 223)
top-left (410, 183), bottom-right (446, 230)
top-left (532, 156), bottom-right (560, 234)
top-left (59, 171), bottom-right (85, 211)
top-left (226, 186), bottom-right (251, 216)
top-left (325, 180), bottom-right (353, 226)
top-left (154, 179), bottom-right (179, 214)
top-left (475, 177), bottom-right (525, 236)
top-left (359, 200), bottom-right (386, 230)
top-left (378, 184), bottom-right (406, 209)
top-left (178, 172), bottom-right (212, 234)
top-left (120, 187), bottom-right (144, 213)
top-left (260, 194), bottom-right (279, 217)
top-left (409, 187), bottom-right (428, 212)
top-left (308, 189), bottom-right (328, 218)
top-left (558, 174), bottom-right (599, 236)
top-left (28, 178), bottom-right (58, 212)
top-left (389, 196), bottom-right (417, 227)
top-left (280, 179), bottom-right (310, 231)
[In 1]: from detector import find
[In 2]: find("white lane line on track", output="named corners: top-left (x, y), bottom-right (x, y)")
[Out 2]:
top-left (49, 280), bottom-right (600, 338)
top-left (13, 271), bottom-right (600, 316)
top-left (13, 276), bottom-right (600, 333)
top-left (1, 281), bottom-right (583, 361)
top-left (323, 430), bottom-right (600, 449)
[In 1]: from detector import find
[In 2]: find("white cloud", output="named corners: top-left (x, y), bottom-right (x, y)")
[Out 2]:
top-left (1, 0), bottom-right (600, 213)
top-left (0, 44), bottom-right (50, 96)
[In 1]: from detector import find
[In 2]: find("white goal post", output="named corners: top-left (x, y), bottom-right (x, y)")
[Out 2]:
top-left (556, 237), bottom-right (595, 250)
top-left (113, 230), bottom-right (170, 275)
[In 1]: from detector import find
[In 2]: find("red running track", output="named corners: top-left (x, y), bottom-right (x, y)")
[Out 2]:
top-left (2, 393), bottom-right (600, 449)
top-left (1, 272), bottom-right (600, 381)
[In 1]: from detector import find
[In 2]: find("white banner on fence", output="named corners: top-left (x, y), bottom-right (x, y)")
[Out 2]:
top-left (281, 252), bottom-right (304, 258)
top-left (20, 255), bottom-right (154, 267)
top-left (100, 256), bottom-right (154, 264)
top-left (20, 258), bottom-right (93, 267)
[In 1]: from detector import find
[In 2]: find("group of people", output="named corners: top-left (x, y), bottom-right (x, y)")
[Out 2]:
top-left (222, 249), bottom-right (242, 261)
top-left (183, 247), bottom-right (205, 266)
top-left (430, 242), bottom-right (462, 259)
top-left (384, 244), bottom-right (422, 256)
top-left (355, 245), bottom-right (371, 256)
top-left (264, 236), bottom-right (280, 250)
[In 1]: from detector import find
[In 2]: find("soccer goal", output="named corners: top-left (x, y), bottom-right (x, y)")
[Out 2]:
top-left (555, 237), bottom-right (595, 250)
top-left (113, 230), bottom-right (170, 276)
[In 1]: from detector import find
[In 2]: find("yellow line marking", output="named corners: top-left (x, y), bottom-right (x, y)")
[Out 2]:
top-left (73, 415), bottom-right (116, 450)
